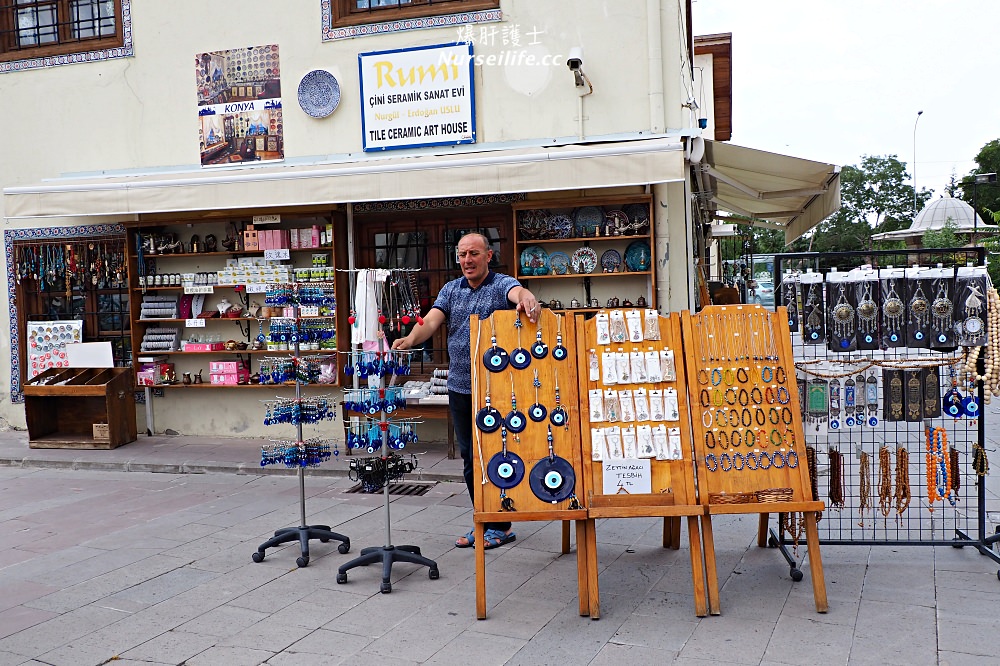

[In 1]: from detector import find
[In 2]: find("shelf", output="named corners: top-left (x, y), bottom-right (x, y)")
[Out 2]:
top-left (515, 234), bottom-right (651, 245)
top-left (153, 382), bottom-right (336, 389)
top-left (132, 248), bottom-right (331, 259)
top-left (143, 349), bottom-right (336, 355)
top-left (518, 270), bottom-right (652, 280)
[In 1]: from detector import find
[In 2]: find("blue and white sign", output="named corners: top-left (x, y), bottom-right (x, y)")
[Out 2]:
top-left (359, 42), bottom-right (476, 152)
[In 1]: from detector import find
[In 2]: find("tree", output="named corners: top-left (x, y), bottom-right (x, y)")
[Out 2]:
top-left (957, 139), bottom-right (1000, 214)
top-left (921, 216), bottom-right (961, 249)
top-left (803, 155), bottom-right (929, 253)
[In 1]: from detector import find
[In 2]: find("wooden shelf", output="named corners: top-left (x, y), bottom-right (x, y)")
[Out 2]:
top-left (145, 349), bottom-right (336, 355)
top-left (137, 316), bottom-right (336, 323)
top-left (154, 382), bottom-right (336, 389)
top-left (518, 271), bottom-right (652, 280)
top-left (516, 234), bottom-right (651, 245)
top-left (132, 247), bottom-right (331, 259)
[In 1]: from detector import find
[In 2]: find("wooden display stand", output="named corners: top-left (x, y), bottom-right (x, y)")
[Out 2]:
top-left (471, 310), bottom-right (592, 619)
top-left (23, 367), bottom-right (138, 449)
top-left (576, 311), bottom-right (709, 618)
top-left (680, 305), bottom-right (827, 614)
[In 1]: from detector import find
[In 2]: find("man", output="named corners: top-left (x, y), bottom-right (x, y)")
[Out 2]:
top-left (392, 232), bottom-right (539, 549)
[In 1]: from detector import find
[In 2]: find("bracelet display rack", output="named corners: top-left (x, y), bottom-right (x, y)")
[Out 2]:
top-left (251, 283), bottom-right (350, 567)
top-left (682, 304), bottom-right (827, 614)
top-left (336, 268), bottom-right (439, 593)
top-left (575, 309), bottom-right (709, 618)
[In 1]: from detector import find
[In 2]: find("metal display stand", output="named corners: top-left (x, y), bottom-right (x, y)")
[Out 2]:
top-left (252, 287), bottom-right (350, 567)
top-left (336, 269), bottom-right (439, 593)
top-left (771, 248), bottom-right (1000, 579)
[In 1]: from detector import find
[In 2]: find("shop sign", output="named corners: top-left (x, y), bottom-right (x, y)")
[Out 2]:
top-left (602, 459), bottom-right (652, 495)
top-left (359, 42), bottom-right (476, 152)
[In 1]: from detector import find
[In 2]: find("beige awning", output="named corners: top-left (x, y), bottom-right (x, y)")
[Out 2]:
top-left (697, 140), bottom-right (841, 243)
top-left (4, 138), bottom-right (684, 219)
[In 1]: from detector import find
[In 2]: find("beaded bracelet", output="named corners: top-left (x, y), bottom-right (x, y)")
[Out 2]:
top-left (705, 431), bottom-right (717, 449)
top-left (702, 410), bottom-right (713, 428)
top-left (777, 386), bottom-right (791, 404)
top-left (715, 409), bottom-right (728, 427)
top-left (746, 450), bottom-right (759, 470)
top-left (742, 407), bottom-right (753, 427)
top-left (759, 451), bottom-right (773, 469)
top-left (769, 407), bottom-right (780, 425)
top-left (724, 368), bottom-right (736, 386)
top-left (705, 453), bottom-right (719, 471)
top-left (787, 450), bottom-right (799, 468)
top-left (770, 429), bottom-right (782, 449)
top-left (729, 408), bottom-right (740, 427)
top-left (755, 408), bottom-right (766, 426)
top-left (700, 388), bottom-right (711, 407)
top-left (772, 450), bottom-right (787, 469)
top-left (761, 366), bottom-right (773, 383)
top-left (732, 429), bottom-right (742, 448)
top-left (751, 386), bottom-right (763, 405)
top-left (733, 451), bottom-right (746, 470)
top-left (781, 406), bottom-right (793, 425)
top-left (720, 452), bottom-right (733, 471)
top-left (776, 366), bottom-right (787, 384)
top-left (711, 367), bottom-right (723, 386)
top-left (719, 430), bottom-right (730, 449)
top-left (737, 367), bottom-right (750, 384)
top-left (725, 387), bottom-right (738, 405)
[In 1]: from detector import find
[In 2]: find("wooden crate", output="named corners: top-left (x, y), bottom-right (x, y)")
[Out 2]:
top-left (23, 367), bottom-right (138, 450)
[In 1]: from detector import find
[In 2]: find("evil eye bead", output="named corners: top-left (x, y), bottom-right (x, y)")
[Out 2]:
top-left (544, 471), bottom-right (563, 489)
top-left (914, 331), bottom-right (923, 340)
top-left (529, 404), bottom-right (547, 421)
top-left (497, 462), bottom-right (515, 480)
top-left (553, 345), bottom-right (567, 361)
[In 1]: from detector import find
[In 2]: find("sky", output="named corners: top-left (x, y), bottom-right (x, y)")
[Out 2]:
top-left (693, 0), bottom-right (999, 199)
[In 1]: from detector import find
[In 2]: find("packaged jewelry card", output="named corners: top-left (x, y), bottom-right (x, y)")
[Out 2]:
top-left (618, 389), bottom-right (636, 422)
top-left (601, 351), bottom-right (618, 384)
top-left (660, 349), bottom-right (676, 381)
top-left (781, 272), bottom-right (800, 332)
top-left (652, 424), bottom-right (669, 460)
top-left (606, 426), bottom-right (624, 458)
top-left (625, 309), bottom-right (643, 342)
top-left (622, 426), bottom-right (639, 458)
top-left (852, 267), bottom-right (880, 350)
top-left (637, 424), bottom-right (656, 459)
top-left (645, 350), bottom-right (663, 382)
top-left (588, 348), bottom-right (601, 381)
top-left (799, 270), bottom-right (825, 345)
top-left (589, 389), bottom-right (605, 422)
top-left (643, 308), bottom-right (661, 340)
top-left (926, 266), bottom-right (956, 350)
top-left (615, 351), bottom-right (631, 384)
top-left (591, 427), bottom-right (608, 461)
top-left (648, 389), bottom-right (665, 421)
top-left (609, 310), bottom-right (628, 343)
top-left (879, 267), bottom-right (907, 349)
top-left (604, 389), bottom-right (621, 422)
top-left (954, 266), bottom-right (988, 347)
top-left (668, 427), bottom-right (683, 460)
top-left (629, 351), bottom-right (648, 383)
top-left (664, 387), bottom-right (680, 421)
top-left (904, 265), bottom-right (932, 349)
top-left (595, 312), bottom-right (611, 345)
top-left (633, 388), bottom-right (650, 421)
top-left (825, 268), bottom-right (857, 354)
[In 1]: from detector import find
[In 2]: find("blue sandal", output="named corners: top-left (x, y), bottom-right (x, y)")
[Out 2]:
top-left (454, 528), bottom-right (516, 549)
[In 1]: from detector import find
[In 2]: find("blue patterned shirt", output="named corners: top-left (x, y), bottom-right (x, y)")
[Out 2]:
top-left (432, 271), bottom-right (521, 394)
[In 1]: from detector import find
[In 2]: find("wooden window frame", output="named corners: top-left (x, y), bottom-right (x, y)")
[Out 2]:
top-left (0, 0), bottom-right (124, 63)
top-left (329, 0), bottom-right (499, 28)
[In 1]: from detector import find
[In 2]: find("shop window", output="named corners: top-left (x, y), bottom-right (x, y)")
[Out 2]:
top-left (0, 0), bottom-right (123, 62)
top-left (330, 0), bottom-right (499, 27)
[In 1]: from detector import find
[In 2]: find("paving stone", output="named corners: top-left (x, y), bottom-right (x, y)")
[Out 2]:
top-left (183, 645), bottom-right (275, 666)
top-left (175, 604), bottom-right (270, 638)
top-left (937, 650), bottom-right (1000, 665)
top-left (589, 643), bottom-right (681, 666)
top-left (760, 614), bottom-right (853, 665)
top-left (424, 629), bottom-right (526, 665)
top-left (678, 614), bottom-right (775, 664)
top-left (219, 616), bottom-right (314, 653)
top-left (849, 599), bottom-right (937, 666)
top-left (120, 630), bottom-right (219, 664)
top-left (610, 611), bottom-right (698, 652)
top-left (936, 616), bottom-right (999, 658)
top-left (0, 604), bottom-right (125, 658)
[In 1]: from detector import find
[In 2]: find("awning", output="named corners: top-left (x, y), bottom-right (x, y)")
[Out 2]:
top-left (3, 138), bottom-right (684, 219)
top-left (697, 140), bottom-right (840, 244)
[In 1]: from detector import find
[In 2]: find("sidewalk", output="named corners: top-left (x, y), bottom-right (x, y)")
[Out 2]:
top-left (0, 421), bottom-right (999, 664)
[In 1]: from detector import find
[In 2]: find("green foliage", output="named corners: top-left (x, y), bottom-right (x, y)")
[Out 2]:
top-left (803, 156), bottom-right (928, 253)
top-left (957, 139), bottom-right (1000, 214)
top-left (921, 217), bottom-right (961, 249)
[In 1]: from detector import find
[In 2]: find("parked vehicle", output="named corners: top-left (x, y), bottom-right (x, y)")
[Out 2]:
top-left (754, 280), bottom-right (775, 307)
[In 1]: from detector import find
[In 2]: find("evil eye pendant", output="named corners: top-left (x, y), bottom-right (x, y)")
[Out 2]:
top-left (962, 396), bottom-right (979, 418)
top-left (528, 403), bottom-right (548, 422)
top-left (505, 409), bottom-right (527, 433)
top-left (476, 406), bottom-right (502, 433)
top-left (483, 346), bottom-right (510, 372)
top-left (531, 341), bottom-right (549, 359)
top-left (552, 344), bottom-right (568, 361)
top-left (510, 346), bottom-right (531, 370)
top-left (550, 407), bottom-right (567, 428)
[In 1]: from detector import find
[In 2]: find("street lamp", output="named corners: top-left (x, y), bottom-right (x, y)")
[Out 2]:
top-left (972, 172), bottom-right (997, 234)
top-left (913, 110), bottom-right (923, 216)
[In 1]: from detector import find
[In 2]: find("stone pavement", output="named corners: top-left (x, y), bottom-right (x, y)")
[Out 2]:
top-left (0, 424), bottom-right (998, 664)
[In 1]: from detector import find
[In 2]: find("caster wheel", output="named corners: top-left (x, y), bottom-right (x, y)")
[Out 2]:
top-left (381, 581), bottom-right (392, 594)
top-left (952, 541), bottom-right (965, 549)
top-left (251, 551), bottom-right (264, 563)
top-left (296, 556), bottom-right (309, 568)
top-left (320, 537), bottom-right (330, 543)
top-left (338, 542), bottom-right (351, 554)
top-left (767, 536), bottom-right (779, 548)
top-left (336, 573), bottom-right (347, 584)
top-left (429, 567), bottom-right (440, 580)
top-left (790, 568), bottom-right (803, 582)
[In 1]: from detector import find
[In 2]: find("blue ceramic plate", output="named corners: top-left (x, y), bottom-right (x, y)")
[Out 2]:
top-left (518, 209), bottom-right (549, 241)
top-left (624, 240), bottom-right (652, 271)
top-left (546, 214), bottom-right (574, 239)
top-left (573, 206), bottom-right (603, 237)
top-left (520, 245), bottom-right (549, 276)
top-left (549, 251), bottom-right (571, 275)
top-left (600, 249), bottom-right (622, 273)
top-left (297, 70), bottom-right (341, 118)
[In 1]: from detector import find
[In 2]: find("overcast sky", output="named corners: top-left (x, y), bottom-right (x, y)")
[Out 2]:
top-left (693, 0), bottom-right (999, 199)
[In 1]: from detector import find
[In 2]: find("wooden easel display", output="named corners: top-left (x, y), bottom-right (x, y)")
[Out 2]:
top-left (575, 310), bottom-right (708, 617)
top-left (471, 309), bottom-right (591, 619)
top-left (681, 305), bottom-right (828, 614)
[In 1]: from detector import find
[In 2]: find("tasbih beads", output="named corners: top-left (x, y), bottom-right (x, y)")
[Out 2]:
top-left (828, 449), bottom-right (845, 508)
top-left (858, 451), bottom-right (872, 527)
top-left (806, 445), bottom-right (819, 504)
top-left (949, 447), bottom-right (960, 493)
top-left (962, 285), bottom-right (1000, 402)
top-left (894, 447), bottom-right (911, 521)
top-left (925, 427), bottom-right (952, 510)
top-left (973, 441), bottom-right (989, 476)
top-left (877, 446), bottom-right (892, 520)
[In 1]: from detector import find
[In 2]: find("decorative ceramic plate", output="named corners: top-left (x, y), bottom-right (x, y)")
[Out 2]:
top-left (624, 240), bottom-right (652, 271)
top-left (520, 246), bottom-right (550, 276)
top-left (549, 251), bottom-right (571, 275)
top-left (518, 209), bottom-right (549, 241)
top-left (297, 70), bottom-right (341, 118)
top-left (600, 249), bottom-right (622, 273)
top-left (573, 206), bottom-right (603, 237)
top-left (623, 203), bottom-right (650, 230)
top-left (546, 214), bottom-right (574, 239)
top-left (571, 246), bottom-right (599, 274)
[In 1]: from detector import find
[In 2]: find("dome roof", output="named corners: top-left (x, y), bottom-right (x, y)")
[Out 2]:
top-left (911, 194), bottom-right (988, 231)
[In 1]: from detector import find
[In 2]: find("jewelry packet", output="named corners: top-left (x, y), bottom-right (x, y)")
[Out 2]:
top-left (588, 349), bottom-right (601, 381)
top-left (645, 350), bottom-right (663, 382)
top-left (660, 349), bottom-right (676, 381)
top-left (626, 309), bottom-right (644, 342)
top-left (590, 427), bottom-right (608, 461)
top-left (618, 389), bottom-right (635, 422)
top-left (589, 388), bottom-right (605, 422)
top-left (629, 351), bottom-right (647, 383)
top-left (595, 312), bottom-right (611, 345)
top-left (643, 309), bottom-right (661, 340)
top-left (668, 427), bottom-right (683, 460)
top-left (664, 387), bottom-right (680, 421)
top-left (637, 424), bottom-right (656, 458)
top-left (609, 310), bottom-right (628, 343)
top-left (633, 388), bottom-right (650, 421)
top-left (606, 426), bottom-right (624, 458)
top-left (622, 426), bottom-right (639, 458)
top-left (853, 266), bottom-right (880, 350)
top-left (799, 270), bottom-right (825, 345)
top-left (604, 389), bottom-right (621, 422)
top-left (954, 265), bottom-right (988, 347)
top-left (602, 351), bottom-right (618, 384)
top-left (615, 351), bottom-right (631, 384)
top-left (905, 265), bottom-right (932, 350)
top-left (652, 424), bottom-right (669, 460)
top-left (649, 389), bottom-right (665, 421)
top-left (825, 268), bottom-right (857, 354)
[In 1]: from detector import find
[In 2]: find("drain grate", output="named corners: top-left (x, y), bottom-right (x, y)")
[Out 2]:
top-left (345, 482), bottom-right (436, 496)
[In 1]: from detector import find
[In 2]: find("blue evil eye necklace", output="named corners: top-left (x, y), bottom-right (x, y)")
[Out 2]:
top-left (552, 314), bottom-right (568, 361)
top-left (475, 370), bottom-right (502, 433)
top-left (504, 372), bottom-right (527, 433)
top-left (509, 311), bottom-right (532, 370)
top-left (482, 314), bottom-right (510, 372)
top-left (531, 315), bottom-right (549, 359)
top-left (528, 368), bottom-right (547, 422)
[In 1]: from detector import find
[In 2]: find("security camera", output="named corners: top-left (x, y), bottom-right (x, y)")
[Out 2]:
top-left (567, 47), bottom-right (584, 71)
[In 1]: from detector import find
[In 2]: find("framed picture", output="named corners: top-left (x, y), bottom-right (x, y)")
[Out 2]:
top-left (255, 137), bottom-right (265, 152)
top-left (266, 135), bottom-right (278, 152)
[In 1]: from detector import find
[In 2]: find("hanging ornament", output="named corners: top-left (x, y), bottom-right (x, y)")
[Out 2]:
top-left (509, 312), bottom-right (532, 370)
top-left (476, 372), bottom-right (503, 433)
top-left (856, 281), bottom-right (878, 343)
top-left (931, 280), bottom-right (954, 343)
top-left (908, 280), bottom-right (930, 341)
top-left (482, 314), bottom-right (510, 372)
top-left (882, 279), bottom-right (905, 342)
top-left (528, 368), bottom-right (548, 422)
top-left (831, 282), bottom-right (855, 348)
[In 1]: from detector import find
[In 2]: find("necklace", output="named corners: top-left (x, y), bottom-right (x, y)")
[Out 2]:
top-left (908, 280), bottom-right (930, 341)
top-left (476, 371), bottom-right (502, 433)
top-left (888, 370), bottom-right (903, 421)
top-left (930, 280), bottom-right (953, 343)
top-left (905, 371), bottom-right (921, 421)
top-left (552, 314), bottom-right (568, 361)
top-left (804, 282), bottom-right (823, 341)
top-left (856, 280), bottom-right (878, 343)
top-left (882, 279), bottom-right (905, 342)
top-left (877, 446), bottom-right (892, 520)
top-left (505, 372), bottom-right (527, 434)
top-left (531, 317), bottom-right (548, 359)
top-left (831, 282), bottom-right (855, 345)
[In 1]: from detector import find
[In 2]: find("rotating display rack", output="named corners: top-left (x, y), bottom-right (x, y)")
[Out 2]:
top-left (575, 309), bottom-right (709, 617)
top-left (775, 248), bottom-right (1000, 581)
top-left (471, 309), bottom-right (592, 619)
top-left (252, 282), bottom-right (349, 567)
top-left (682, 304), bottom-right (828, 614)
top-left (336, 269), bottom-right (439, 593)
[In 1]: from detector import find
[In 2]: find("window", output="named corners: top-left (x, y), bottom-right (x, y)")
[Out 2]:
top-left (0, 0), bottom-right (122, 61)
top-left (330, 0), bottom-right (499, 28)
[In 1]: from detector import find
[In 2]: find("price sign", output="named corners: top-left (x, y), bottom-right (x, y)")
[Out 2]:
top-left (185, 318), bottom-right (206, 328)
top-left (264, 248), bottom-right (289, 261)
top-left (184, 285), bottom-right (215, 294)
top-left (246, 283), bottom-right (269, 293)
top-left (602, 459), bottom-right (651, 495)
top-left (253, 214), bottom-right (281, 225)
